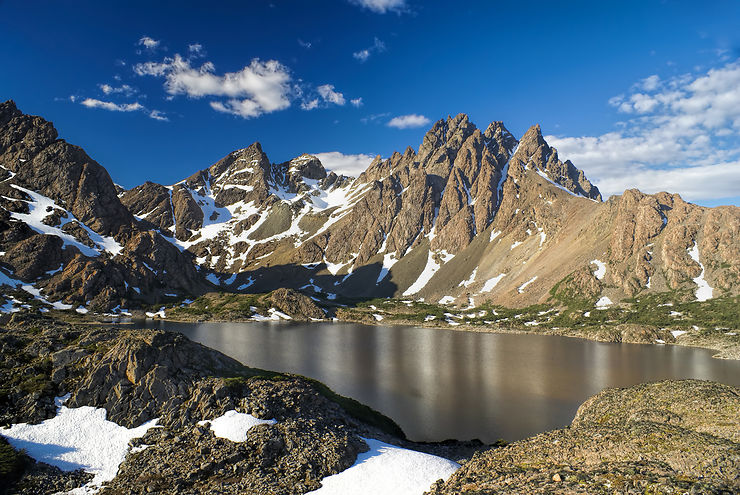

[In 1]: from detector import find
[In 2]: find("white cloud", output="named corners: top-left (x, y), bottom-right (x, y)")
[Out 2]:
top-left (301, 99), bottom-right (319, 110)
top-left (75, 97), bottom-right (166, 122)
top-left (188, 43), bottom-right (204, 57)
top-left (317, 84), bottom-right (346, 105)
top-left (79, 98), bottom-right (143, 112)
top-left (387, 114), bottom-right (431, 129)
top-left (349, 0), bottom-right (406, 14)
top-left (546, 60), bottom-right (740, 203)
top-left (138, 36), bottom-right (160, 50)
top-left (351, 97), bottom-right (363, 107)
top-left (298, 39), bottom-right (312, 49)
top-left (313, 151), bottom-right (376, 177)
top-left (99, 84), bottom-right (136, 96)
top-left (353, 37), bottom-right (386, 62)
top-left (135, 55), bottom-right (292, 118)
top-left (353, 49), bottom-right (370, 62)
top-left (148, 109), bottom-right (168, 121)
top-left (360, 112), bottom-right (390, 124)
top-left (593, 161), bottom-right (740, 201)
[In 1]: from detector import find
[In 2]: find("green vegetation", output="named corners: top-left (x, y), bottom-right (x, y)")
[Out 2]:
top-left (0, 437), bottom-right (25, 490)
top-left (337, 292), bottom-right (739, 338)
top-left (166, 292), bottom-right (271, 319)
top-left (220, 365), bottom-right (406, 439)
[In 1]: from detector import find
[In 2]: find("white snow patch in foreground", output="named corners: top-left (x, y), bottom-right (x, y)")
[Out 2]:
top-left (309, 438), bottom-right (459, 495)
top-left (0, 396), bottom-right (158, 491)
top-left (372, 313), bottom-right (384, 321)
top-left (480, 274), bottom-right (505, 293)
top-left (198, 410), bottom-right (275, 443)
top-left (517, 276), bottom-right (537, 293)
top-left (591, 259), bottom-right (606, 280)
top-left (687, 242), bottom-right (713, 302)
top-left (671, 330), bottom-right (687, 338)
top-left (438, 296), bottom-right (456, 304)
top-left (595, 296), bottom-right (613, 309)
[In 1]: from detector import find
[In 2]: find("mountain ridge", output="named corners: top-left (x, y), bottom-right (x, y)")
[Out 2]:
top-left (0, 99), bottom-right (737, 313)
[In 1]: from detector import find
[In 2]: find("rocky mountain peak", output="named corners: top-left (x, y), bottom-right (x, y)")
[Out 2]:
top-left (285, 154), bottom-right (327, 181)
top-left (507, 124), bottom-right (601, 201)
top-left (0, 100), bottom-right (22, 126)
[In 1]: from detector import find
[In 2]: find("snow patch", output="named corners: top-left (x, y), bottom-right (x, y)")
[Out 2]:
top-left (402, 251), bottom-right (442, 296)
top-left (308, 438), bottom-right (459, 495)
top-left (197, 410), bottom-right (276, 442)
top-left (458, 268), bottom-right (477, 288)
top-left (595, 296), bottom-right (612, 309)
top-left (438, 296), bottom-right (456, 304)
top-left (517, 276), bottom-right (537, 293)
top-left (8, 185), bottom-right (123, 257)
top-left (238, 276), bottom-right (255, 290)
top-left (0, 395), bottom-right (158, 491)
top-left (687, 242), bottom-right (713, 302)
top-left (480, 274), bottom-right (505, 293)
top-left (591, 259), bottom-right (606, 280)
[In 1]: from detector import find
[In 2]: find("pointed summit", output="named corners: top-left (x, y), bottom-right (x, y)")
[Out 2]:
top-left (509, 124), bottom-right (601, 201)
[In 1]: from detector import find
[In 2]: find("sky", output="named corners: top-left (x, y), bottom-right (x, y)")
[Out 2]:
top-left (1, 0), bottom-right (739, 206)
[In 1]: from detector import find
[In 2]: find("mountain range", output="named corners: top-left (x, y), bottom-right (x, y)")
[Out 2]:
top-left (0, 99), bottom-right (737, 313)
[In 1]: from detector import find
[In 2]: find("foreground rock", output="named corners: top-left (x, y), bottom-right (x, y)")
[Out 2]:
top-left (0, 316), bottom-right (476, 494)
top-left (427, 380), bottom-right (740, 494)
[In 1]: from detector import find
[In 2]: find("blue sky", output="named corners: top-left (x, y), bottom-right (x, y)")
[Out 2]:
top-left (1, 0), bottom-right (739, 205)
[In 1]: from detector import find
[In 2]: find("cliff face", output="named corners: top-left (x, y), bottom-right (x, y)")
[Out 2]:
top-left (1, 99), bottom-right (738, 311)
top-left (0, 100), bottom-right (210, 311)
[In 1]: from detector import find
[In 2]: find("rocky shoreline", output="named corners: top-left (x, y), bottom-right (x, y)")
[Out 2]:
top-left (1, 313), bottom-right (739, 494)
top-left (125, 289), bottom-right (740, 361)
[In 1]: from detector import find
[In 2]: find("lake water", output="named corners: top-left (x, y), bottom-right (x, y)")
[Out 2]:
top-left (142, 320), bottom-right (740, 443)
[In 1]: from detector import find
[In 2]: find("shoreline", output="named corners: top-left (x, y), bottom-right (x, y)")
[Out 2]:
top-left (127, 312), bottom-right (740, 361)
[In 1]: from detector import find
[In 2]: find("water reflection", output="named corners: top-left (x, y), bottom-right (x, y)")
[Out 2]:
top-left (143, 320), bottom-right (740, 443)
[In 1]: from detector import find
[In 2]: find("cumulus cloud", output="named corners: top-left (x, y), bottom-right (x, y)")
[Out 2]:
top-left (348, 0), bottom-right (406, 14)
top-left (350, 97), bottom-right (363, 107)
top-left (387, 113), bottom-right (431, 129)
top-left (138, 36), bottom-right (160, 50)
top-left (317, 84), bottom-right (346, 105)
top-left (546, 60), bottom-right (740, 202)
top-left (313, 151), bottom-right (376, 177)
top-left (352, 37), bottom-right (386, 62)
top-left (135, 54), bottom-right (293, 118)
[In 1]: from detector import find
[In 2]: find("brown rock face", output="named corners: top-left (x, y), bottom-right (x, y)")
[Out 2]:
top-left (0, 100), bottom-right (210, 310)
top-left (429, 380), bottom-right (740, 494)
top-left (2, 99), bottom-right (738, 310)
top-left (0, 100), bottom-right (133, 236)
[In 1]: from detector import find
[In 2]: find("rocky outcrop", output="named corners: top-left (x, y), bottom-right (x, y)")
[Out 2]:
top-left (0, 100), bottom-right (132, 236)
top-left (268, 288), bottom-right (325, 320)
top-left (428, 380), bottom-right (740, 494)
top-left (0, 100), bottom-right (211, 311)
top-left (0, 320), bottom-right (477, 495)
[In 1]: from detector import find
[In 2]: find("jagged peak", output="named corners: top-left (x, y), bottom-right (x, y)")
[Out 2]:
top-left (0, 99), bottom-right (19, 116)
top-left (285, 153), bottom-right (326, 180)
top-left (230, 141), bottom-right (264, 157)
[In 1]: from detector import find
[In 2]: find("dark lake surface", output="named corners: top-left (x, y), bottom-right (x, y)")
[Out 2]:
top-left (142, 320), bottom-right (740, 443)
